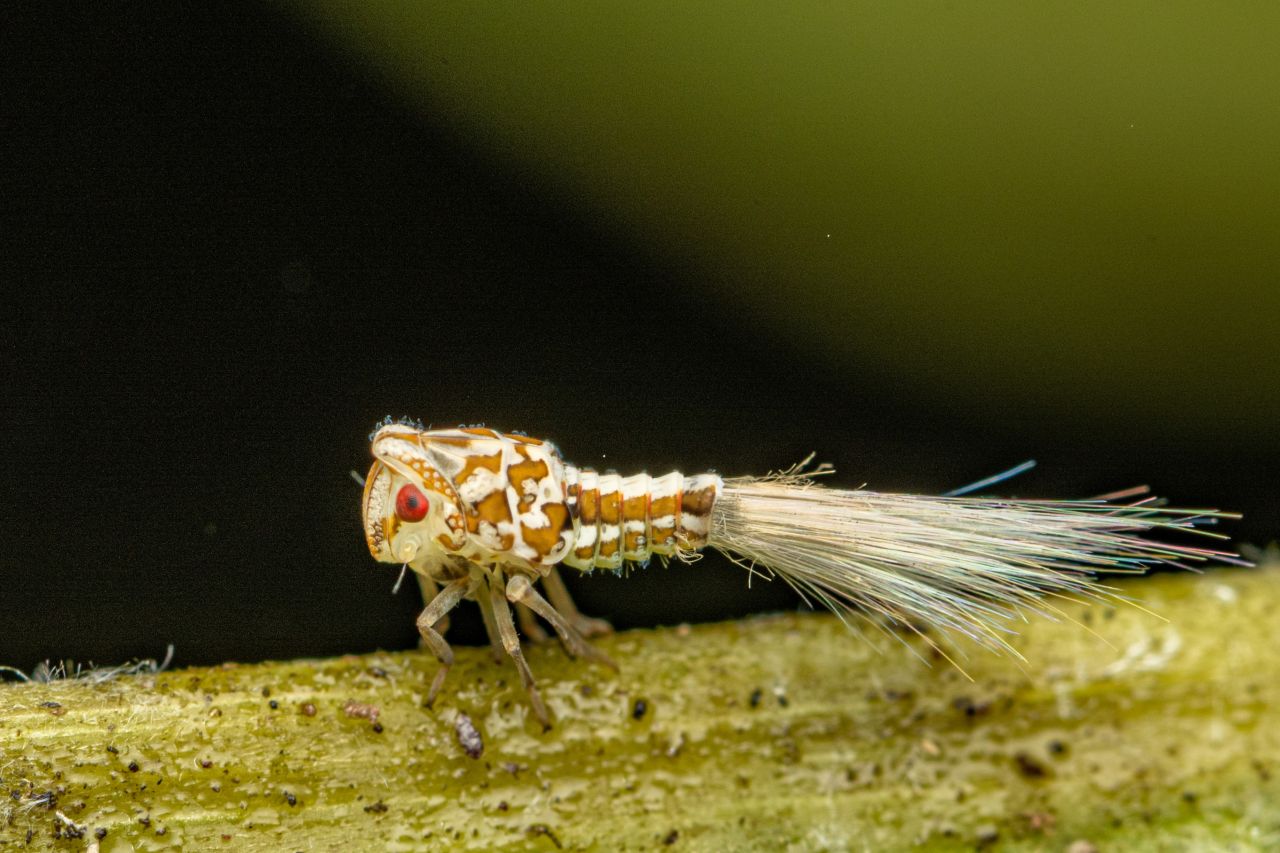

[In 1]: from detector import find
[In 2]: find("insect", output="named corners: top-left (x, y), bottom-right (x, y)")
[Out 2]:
top-left (361, 419), bottom-right (1238, 728)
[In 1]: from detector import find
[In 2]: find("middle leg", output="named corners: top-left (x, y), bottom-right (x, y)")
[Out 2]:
top-left (488, 571), bottom-right (551, 729)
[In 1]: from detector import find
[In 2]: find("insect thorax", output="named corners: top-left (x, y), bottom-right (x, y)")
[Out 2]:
top-left (408, 427), bottom-right (722, 573)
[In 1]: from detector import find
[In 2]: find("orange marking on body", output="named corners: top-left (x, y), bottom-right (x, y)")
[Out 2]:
top-left (474, 489), bottom-right (514, 549)
top-left (622, 493), bottom-right (648, 554)
top-left (522, 503), bottom-right (570, 560)
top-left (455, 450), bottom-right (503, 487)
top-left (425, 435), bottom-right (474, 447)
top-left (678, 483), bottom-right (717, 548)
top-left (599, 489), bottom-right (622, 525)
top-left (508, 456), bottom-right (551, 504)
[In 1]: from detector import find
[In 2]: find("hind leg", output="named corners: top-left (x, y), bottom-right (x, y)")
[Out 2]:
top-left (507, 575), bottom-right (617, 671)
top-left (514, 601), bottom-right (551, 643)
top-left (542, 566), bottom-right (612, 637)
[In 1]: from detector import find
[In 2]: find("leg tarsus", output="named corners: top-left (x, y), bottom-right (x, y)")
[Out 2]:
top-left (542, 566), bottom-right (613, 638)
top-left (507, 575), bottom-right (618, 672)
top-left (489, 572), bottom-right (551, 730)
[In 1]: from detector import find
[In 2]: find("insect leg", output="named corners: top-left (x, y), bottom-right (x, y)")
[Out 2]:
top-left (416, 576), bottom-right (470, 708)
top-left (475, 587), bottom-right (506, 664)
top-left (506, 575), bottom-right (617, 671)
top-left (515, 601), bottom-right (552, 643)
top-left (541, 566), bottom-right (613, 638)
top-left (488, 571), bottom-right (551, 729)
top-left (414, 575), bottom-right (450, 643)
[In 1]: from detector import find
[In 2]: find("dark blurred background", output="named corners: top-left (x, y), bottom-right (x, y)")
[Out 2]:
top-left (3, 5), bottom-right (1277, 671)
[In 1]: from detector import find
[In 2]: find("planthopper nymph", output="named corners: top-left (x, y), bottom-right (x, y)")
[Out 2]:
top-left (360, 419), bottom-right (1239, 729)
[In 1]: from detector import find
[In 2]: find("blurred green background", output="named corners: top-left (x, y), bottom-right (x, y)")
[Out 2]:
top-left (5, 4), bottom-right (1275, 671)
top-left (299, 1), bottom-right (1279, 440)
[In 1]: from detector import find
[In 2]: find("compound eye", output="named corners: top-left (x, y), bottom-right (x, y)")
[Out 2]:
top-left (395, 483), bottom-right (430, 522)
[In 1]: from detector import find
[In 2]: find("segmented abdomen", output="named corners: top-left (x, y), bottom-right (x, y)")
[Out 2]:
top-left (561, 467), bottom-right (722, 571)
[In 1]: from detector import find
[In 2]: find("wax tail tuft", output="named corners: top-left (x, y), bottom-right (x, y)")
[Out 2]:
top-left (710, 460), bottom-right (1241, 657)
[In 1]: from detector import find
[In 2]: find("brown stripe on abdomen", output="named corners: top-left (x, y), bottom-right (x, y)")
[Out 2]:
top-left (561, 466), bottom-right (721, 571)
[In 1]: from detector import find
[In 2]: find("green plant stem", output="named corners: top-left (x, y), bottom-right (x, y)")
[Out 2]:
top-left (3, 562), bottom-right (1278, 851)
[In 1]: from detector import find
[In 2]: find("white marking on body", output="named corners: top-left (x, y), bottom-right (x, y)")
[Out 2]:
top-left (649, 472), bottom-right (680, 498)
top-left (621, 474), bottom-right (649, 498)
top-left (476, 521), bottom-right (501, 547)
top-left (458, 467), bottom-right (503, 505)
top-left (600, 523), bottom-right (620, 542)
top-left (684, 473), bottom-right (722, 493)
top-left (650, 514), bottom-right (675, 529)
top-left (680, 515), bottom-right (710, 534)
top-left (521, 508), bottom-right (551, 529)
top-left (576, 527), bottom-right (598, 548)
top-left (623, 520), bottom-right (646, 533)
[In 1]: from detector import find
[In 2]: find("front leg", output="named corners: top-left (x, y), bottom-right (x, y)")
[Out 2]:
top-left (416, 576), bottom-right (471, 708)
top-left (414, 574), bottom-right (450, 643)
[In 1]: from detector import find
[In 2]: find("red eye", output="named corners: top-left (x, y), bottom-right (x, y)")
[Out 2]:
top-left (395, 484), bottom-right (430, 522)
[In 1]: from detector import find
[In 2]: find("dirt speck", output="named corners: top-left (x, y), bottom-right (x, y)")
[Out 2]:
top-left (527, 823), bottom-right (563, 849)
top-left (1013, 751), bottom-right (1048, 779)
top-left (300, 702), bottom-right (316, 717)
top-left (1021, 811), bottom-right (1055, 833)
top-left (632, 698), bottom-right (649, 720)
top-left (342, 700), bottom-right (380, 724)
top-left (952, 696), bottom-right (991, 717)
top-left (455, 713), bottom-right (484, 759)
top-left (663, 828), bottom-right (680, 844)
